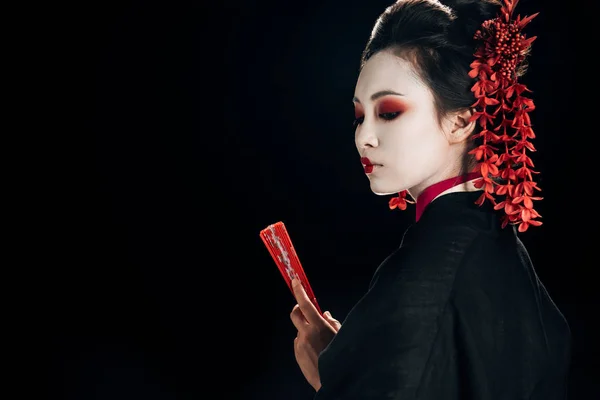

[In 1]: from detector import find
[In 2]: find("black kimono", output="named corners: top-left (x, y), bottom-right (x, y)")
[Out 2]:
top-left (315, 191), bottom-right (571, 399)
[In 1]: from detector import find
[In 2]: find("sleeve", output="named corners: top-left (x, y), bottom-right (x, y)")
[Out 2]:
top-left (314, 228), bottom-right (479, 400)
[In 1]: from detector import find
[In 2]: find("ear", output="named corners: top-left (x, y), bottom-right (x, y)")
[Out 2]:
top-left (444, 108), bottom-right (476, 144)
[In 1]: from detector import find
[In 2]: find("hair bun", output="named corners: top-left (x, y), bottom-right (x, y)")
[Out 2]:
top-left (441, 0), bottom-right (501, 40)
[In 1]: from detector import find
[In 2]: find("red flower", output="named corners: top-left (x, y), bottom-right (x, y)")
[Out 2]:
top-left (468, 60), bottom-right (494, 80)
top-left (389, 190), bottom-right (415, 211)
top-left (470, 108), bottom-right (495, 129)
top-left (469, 142), bottom-right (497, 161)
top-left (474, 176), bottom-right (495, 194)
top-left (479, 153), bottom-right (500, 177)
top-left (475, 190), bottom-right (496, 207)
top-left (516, 180), bottom-right (541, 196)
top-left (494, 181), bottom-right (516, 197)
top-left (471, 77), bottom-right (498, 97)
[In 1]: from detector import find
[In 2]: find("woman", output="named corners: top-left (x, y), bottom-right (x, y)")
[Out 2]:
top-left (289, 0), bottom-right (572, 398)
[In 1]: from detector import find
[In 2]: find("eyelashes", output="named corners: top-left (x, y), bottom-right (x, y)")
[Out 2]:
top-left (352, 112), bottom-right (400, 127)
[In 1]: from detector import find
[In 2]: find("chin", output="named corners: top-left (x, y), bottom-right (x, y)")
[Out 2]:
top-left (373, 191), bottom-right (396, 196)
top-left (370, 183), bottom-right (401, 196)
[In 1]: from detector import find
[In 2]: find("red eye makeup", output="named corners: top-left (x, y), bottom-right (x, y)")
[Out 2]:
top-left (354, 104), bottom-right (364, 119)
top-left (377, 98), bottom-right (406, 114)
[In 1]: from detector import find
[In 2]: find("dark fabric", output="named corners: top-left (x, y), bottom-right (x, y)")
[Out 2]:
top-left (314, 191), bottom-right (571, 400)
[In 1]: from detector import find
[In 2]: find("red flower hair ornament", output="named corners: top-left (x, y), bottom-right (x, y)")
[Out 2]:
top-left (389, 0), bottom-right (542, 232)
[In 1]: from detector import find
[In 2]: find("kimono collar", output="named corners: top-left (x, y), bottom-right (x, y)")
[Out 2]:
top-left (415, 172), bottom-right (480, 222)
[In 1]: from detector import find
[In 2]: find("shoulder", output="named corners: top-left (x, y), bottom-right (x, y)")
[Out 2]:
top-left (391, 220), bottom-right (485, 277)
top-left (369, 225), bottom-right (485, 307)
top-left (390, 191), bottom-right (511, 278)
top-left (374, 217), bottom-right (520, 303)
top-left (369, 191), bottom-right (522, 304)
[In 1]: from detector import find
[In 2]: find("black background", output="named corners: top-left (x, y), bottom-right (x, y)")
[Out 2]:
top-left (43, 0), bottom-right (597, 398)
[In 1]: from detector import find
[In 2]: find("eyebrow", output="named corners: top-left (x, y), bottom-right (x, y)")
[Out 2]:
top-left (352, 89), bottom-right (404, 103)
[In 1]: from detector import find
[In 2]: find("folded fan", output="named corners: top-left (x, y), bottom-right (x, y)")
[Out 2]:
top-left (259, 221), bottom-right (322, 315)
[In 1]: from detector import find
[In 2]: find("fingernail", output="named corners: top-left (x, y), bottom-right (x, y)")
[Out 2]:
top-left (324, 311), bottom-right (331, 317)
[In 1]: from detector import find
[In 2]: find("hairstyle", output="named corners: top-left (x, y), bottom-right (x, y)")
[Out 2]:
top-left (360, 0), bottom-right (506, 173)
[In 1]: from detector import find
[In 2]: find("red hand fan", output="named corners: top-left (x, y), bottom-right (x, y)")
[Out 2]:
top-left (260, 221), bottom-right (322, 315)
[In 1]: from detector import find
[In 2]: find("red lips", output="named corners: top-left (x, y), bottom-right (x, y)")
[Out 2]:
top-left (361, 157), bottom-right (376, 174)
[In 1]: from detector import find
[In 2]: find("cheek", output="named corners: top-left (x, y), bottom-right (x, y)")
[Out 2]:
top-left (392, 113), bottom-right (440, 149)
top-left (387, 115), bottom-right (447, 166)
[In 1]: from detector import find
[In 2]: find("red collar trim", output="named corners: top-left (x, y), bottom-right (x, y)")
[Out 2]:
top-left (415, 172), bottom-right (481, 222)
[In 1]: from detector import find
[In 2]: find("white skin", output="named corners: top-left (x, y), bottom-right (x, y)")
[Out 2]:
top-left (290, 279), bottom-right (340, 392)
top-left (291, 48), bottom-right (481, 392)
top-left (353, 48), bottom-right (478, 200)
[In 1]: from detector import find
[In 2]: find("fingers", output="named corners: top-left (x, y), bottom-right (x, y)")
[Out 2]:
top-left (290, 304), bottom-right (308, 330)
top-left (323, 310), bottom-right (342, 332)
top-left (323, 311), bottom-right (338, 323)
top-left (291, 278), bottom-right (321, 324)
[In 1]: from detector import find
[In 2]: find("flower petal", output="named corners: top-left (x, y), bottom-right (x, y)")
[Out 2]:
top-left (518, 221), bottom-right (529, 232)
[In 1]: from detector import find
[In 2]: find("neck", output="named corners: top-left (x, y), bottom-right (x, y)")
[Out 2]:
top-left (432, 178), bottom-right (480, 200)
top-left (408, 145), bottom-right (477, 200)
top-left (413, 171), bottom-right (482, 222)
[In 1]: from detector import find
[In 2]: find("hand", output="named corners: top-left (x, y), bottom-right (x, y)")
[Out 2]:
top-left (290, 278), bottom-right (341, 392)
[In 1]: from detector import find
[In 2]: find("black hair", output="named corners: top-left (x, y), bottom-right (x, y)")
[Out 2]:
top-left (360, 0), bottom-right (504, 173)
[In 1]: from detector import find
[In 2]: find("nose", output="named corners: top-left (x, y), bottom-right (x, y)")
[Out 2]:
top-left (355, 124), bottom-right (379, 150)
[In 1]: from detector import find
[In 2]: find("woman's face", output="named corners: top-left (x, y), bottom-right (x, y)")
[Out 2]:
top-left (353, 49), bottom-right (459, 199)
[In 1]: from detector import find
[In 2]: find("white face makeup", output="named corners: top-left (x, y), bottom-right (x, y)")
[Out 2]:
top-left (353, 49), bottom-right (464, 199)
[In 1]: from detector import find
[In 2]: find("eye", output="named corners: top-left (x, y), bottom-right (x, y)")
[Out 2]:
top-left (353, 112), bottom-right (400, 127)
top-left (380, 112), bottom-right (400, 121)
